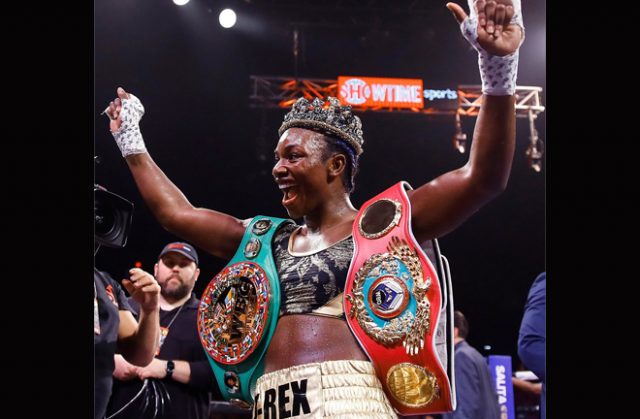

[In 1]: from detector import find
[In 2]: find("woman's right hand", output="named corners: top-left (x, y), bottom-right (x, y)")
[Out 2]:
top-left (104, 87), bottom-right (132, 132)
top-left (104, 87), bottom-right (147, 157)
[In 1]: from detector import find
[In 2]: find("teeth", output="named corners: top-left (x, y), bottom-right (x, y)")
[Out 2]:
top-left (280, 185), bottom-right (298, 204)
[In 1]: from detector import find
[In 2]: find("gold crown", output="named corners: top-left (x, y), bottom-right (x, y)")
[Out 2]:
top-left (279, 97), bottom-right (364, 155)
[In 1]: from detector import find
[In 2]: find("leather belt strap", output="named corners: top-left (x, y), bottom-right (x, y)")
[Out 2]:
top-left (344, 182), bottom-right (454, 415)
top-left (198, 216), bottom-right (292, 408)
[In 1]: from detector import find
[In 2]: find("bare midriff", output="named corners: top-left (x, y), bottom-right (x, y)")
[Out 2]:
top-left (263, 314), bottom-right (369, 373)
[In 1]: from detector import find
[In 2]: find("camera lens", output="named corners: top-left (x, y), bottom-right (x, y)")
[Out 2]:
top-left (94, 185), bottom-right (134, 248)
top-left (95, 200), bottom-right (116, 237)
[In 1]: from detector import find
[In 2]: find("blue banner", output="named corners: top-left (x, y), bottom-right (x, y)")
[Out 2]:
top-left (488, 355), bottom-right (515, 419)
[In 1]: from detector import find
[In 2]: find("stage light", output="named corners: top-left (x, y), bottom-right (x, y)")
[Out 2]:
top-left (526, 138), bottom-right (544, 172)
top-left (219, 9), bottom-right (236, 28)
top-left (453, 112), bottom-right (467, 154)
top-left (173, 0), bottom-right (190, 6)
top-left (525, 109), bottom-right (544, 172)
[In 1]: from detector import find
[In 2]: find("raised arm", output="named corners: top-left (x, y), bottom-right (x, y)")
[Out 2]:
top-left (408, 0), bottom-right (524, 242)
top-left (105, 88), bottom-right (245, 259)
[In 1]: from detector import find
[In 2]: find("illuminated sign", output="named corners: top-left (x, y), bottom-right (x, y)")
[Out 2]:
top-left (488, 355), bottom-right (516, 419)
top-left (423, 87), bottom-right (458, 111)
top-left (423, 88), bottom-right (457, 101)
top-left (338, 76), bottom-right (424, 109)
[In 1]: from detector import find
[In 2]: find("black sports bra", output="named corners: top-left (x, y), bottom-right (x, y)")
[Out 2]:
top-left (272, 223), bottom-right (353, 318)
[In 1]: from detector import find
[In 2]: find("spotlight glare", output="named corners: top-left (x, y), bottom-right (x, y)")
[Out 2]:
top-left (453, 112), bottom-right (467, 154)
top-left (173, 0), bottom-right (190, 5)
top-left (219, 9), bottom-right (237, 28)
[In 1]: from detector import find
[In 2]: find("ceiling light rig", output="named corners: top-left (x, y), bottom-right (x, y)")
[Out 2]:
top-left (456, 85), bottom-right (545, 172)
top-left (247, 77), bottom-right (545, 171)
top-left (525, 109), bottom-right (544, 172)
top-left (453, 111), bottom-right (467, 154)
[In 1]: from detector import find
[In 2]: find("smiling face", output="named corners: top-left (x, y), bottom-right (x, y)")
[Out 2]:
top-left (272, 128), bottom-right (334, 219)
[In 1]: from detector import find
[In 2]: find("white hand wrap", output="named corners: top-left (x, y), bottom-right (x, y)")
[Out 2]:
top-left (460, 0), bottom-right (524, 96)
top-left (111, 93), bottom-right (147, 157)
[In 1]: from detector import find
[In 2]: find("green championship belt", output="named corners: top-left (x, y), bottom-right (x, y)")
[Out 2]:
top-left (197, 216), bottom-right (292, 408)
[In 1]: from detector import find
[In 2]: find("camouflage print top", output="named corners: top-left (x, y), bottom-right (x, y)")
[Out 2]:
top-left (273, 223), bottom-right (353, 318)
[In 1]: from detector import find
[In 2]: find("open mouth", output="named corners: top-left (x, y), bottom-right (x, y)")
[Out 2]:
top-left (280, 185), bottom-right (299, 207)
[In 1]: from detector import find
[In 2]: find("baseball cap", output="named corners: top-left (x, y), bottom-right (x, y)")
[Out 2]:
top-left (158, 242), bottom-right (199, 266)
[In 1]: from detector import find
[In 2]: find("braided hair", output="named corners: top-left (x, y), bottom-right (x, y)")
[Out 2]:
top-left (321, 134), bottom-right (360, 193)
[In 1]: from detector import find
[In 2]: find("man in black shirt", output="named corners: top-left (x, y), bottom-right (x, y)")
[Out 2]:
top-left (106, 242), bottom-right (220, 419)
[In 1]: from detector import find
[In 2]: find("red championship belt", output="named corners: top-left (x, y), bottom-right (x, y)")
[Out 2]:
top-left (344, 181), bottom-right (454, 415)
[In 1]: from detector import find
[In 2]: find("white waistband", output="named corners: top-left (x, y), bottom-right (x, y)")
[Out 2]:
top-left (253, 360), bottom-right (397, 419)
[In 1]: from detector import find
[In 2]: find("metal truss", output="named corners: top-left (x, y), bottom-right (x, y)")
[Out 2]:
top-left (249, 75), bottom-right (461, 115)
top-left (457, 85), bottom-right (545, 118)
top-left (249, 76), bottom-right (545, 117)
top-left (457, 85), bottom-right (546, 171)
top-left (249, 76), bottom-right (337, 109)
top-left (249, 75), bottom-right (546, 171)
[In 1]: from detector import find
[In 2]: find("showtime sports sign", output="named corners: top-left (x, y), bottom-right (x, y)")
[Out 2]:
top-left (338, 76), bottom-right (424, 109)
